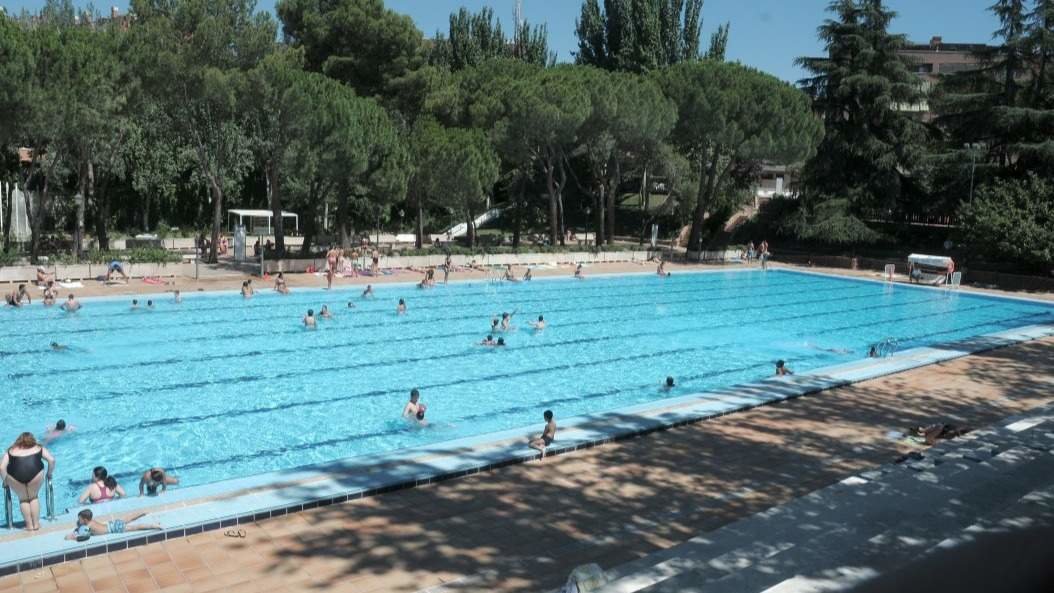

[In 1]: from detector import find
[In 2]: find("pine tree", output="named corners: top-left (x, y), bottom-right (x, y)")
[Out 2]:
top-left (575, 0), bottom-right (705, 72)
top-left (794, 0), bottom-right (926, 243)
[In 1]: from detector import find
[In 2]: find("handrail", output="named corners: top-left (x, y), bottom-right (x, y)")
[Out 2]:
top-left (3, 484), bottom-right (11, 529)
top-left (46, 475), bottom-right (55, 522)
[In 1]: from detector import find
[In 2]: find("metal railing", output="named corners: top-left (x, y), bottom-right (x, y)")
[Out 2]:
top-left (3, 475), bottom-right (55, 529)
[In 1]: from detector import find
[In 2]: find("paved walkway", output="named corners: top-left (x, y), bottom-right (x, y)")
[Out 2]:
top-left (2, 332), bottom-right (1051, 593)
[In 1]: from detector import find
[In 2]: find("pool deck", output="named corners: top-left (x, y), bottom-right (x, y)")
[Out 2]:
top-left (2, 263), bottom-right (1053, 592)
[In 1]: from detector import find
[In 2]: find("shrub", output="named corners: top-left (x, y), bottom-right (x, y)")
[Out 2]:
top-left (958, 175), bottom-right (1054, 273)
top-left (84, 248), bottom-right (183, 264)
top-left (0, 250), bottom-right (21, 267)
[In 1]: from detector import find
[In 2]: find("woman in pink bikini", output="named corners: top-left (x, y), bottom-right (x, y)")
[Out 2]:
top-left (78, 467), bottom-right (125, 504)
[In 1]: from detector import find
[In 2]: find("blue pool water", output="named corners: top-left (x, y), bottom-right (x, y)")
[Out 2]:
top-left (2, 269), bottom-right (1052, 511)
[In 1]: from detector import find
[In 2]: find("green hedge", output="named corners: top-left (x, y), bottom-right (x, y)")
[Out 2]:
top-left (395, 244), bottom-right (643, 257)
top-left (0, 250), bottom-right (20, 267)
top-left (81, 248), bottom-right (184, 264)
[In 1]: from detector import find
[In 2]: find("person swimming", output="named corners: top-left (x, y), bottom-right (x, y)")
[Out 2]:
top-left (500, 311), bottom-right (516, 331)
top-left (303, 309), bottom-right (317, 328)
top-left (130, 299), bottom-right (140, 310)
top-left (402, 389), bottom-right (423, 421)
top-left (495, 337), bottom-right (506, 347)
top-left (490, 317), bottom-right (500, 333)
top-left (138, 468), bottom-right (179, 496)
top-left (241, 281), bottom-right (254, 298)
top-left (50, 342), bottom-right (68, 352)
top-left (146, 300), bottom-right (154, 310)
top-left (531, 315), bottom-right (546, 330)
top-left (320, 305), bottom-right (333, 319)
top-left (347, 301), bottom-right (356, 309)
top-left (274, 272), bottom-right (289, 294)
top-left (662, 376), bottom-right (675, 391)
top-left (43, 419), bottom-right (74, 445)
top-left (480, 335), bottom-right (496, 346)
top-left (397, 299), bottom-right (407, 315)
top-left (775, 360), bottom-right (793, 376)
top-left (362, 284), bottom-right (374, 298)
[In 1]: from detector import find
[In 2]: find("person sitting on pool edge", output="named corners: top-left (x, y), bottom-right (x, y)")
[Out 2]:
top-left (274, 272), bottom-right (290, 294)
top-left (528, 410), bottom-right (557, 457)
top-left (65, 509), bottom-right (160, 541)
top-left (775, 360), bottom-right (793, 376)
top-left (139, 468), bottom-right (179, 496)
top-left (303, 309), bottom-right (317, 328)
top-left (106, 260), bottom-right (129, 282)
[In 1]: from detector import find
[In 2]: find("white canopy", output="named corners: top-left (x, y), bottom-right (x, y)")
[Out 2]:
top-left (908, 254), bottom-right (954, 268)
top-left (227, 209), bottom-right (299, 234)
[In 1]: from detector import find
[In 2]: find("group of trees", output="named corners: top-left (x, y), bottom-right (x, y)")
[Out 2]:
top-left (779, 0), bottom-right (1054, 271)
top-left (0, 0), bottom-right (822, 264)
top-left (3, 0), bottom-right (1047, 270)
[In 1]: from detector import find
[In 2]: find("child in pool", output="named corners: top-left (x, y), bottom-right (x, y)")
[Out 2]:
top-left (65, 509), bottom-right (160, 541)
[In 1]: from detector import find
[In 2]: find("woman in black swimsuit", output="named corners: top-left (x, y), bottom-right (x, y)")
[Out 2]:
top-left (0, 432), bottom-right (55, 531)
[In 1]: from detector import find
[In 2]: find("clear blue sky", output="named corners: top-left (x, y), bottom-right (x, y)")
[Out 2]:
top-left (3, 0), bottom-right (1001, 81)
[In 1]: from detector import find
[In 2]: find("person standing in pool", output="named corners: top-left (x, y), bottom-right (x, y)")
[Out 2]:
top-left (574, 263), bottom-right (584, 279)
top-left (173, 290), bottom-right (182, 304)
top-left (662, 376), bottom-right (675, 391)
top-left (0, 432), bottom-right (56, 531)
top-left (319, 305), bottom-right (333, 319)
top-left (241, 280), bottom-right (254, 298)
top-left (501, 310), bottom-right (517, 331)
top-left (530, 315), bottom-right (546, 330)
top-left (397, 299), bottom-right (407, 315)
top-left (402, 389), bottom-right (423, 420)
top-left (61, 294), bottom-right (81, 312)
top-left (138, 468), bottom-right (179, 496)
top-left (528, 410), bottom-right (557, 457)
top-left (42, 282), bottom-right (57, 306)
top-left (65, 509), bottom-right (160, 541)
top-left (303, 309), bottom-right (317, 328)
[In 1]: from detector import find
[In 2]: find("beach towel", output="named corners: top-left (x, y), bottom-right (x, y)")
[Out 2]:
top-left (59, 281), bottom-right (84, 289)
top-left (143, 277), bottom-right (166, 285)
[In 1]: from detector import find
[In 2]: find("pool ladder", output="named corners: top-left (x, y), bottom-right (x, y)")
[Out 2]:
top-left (2, 476), bottom-right (55, 529)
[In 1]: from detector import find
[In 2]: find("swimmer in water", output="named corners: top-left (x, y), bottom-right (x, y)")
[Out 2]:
top-left (303, 309), bottom-right (317, 328)
top-left (43, 419), bottom-right (75, 445)
top-left (138, 468), bottom-right (179, 496)
top-left (50, 342), bottom-right (68, 352)
top-left (320, 305), bottom-right (333, 319)
top-left (362, 284), bottom-right (374, 298)
top-left (173, 290), bottom-right (182, 304)
top-left (130, 299), bottom-right (140, 310)
top-left (574, 263), bottom-right (584, 279)
top-left (402, 388), bottom-right (422, 420)
top-left (868, 345), bottom-right (879, 358)
top-left (500, 311), bottom-right (516, 331)
top-left (490, 317), bottom-right (500, 333)
top-left (146, 300), bottom-right (155, 310)
top-left (775, 360), bottom-right (793, 376)
top-left (61, 294), bottom-right (81, 312)
top-left (397, 299), bottom-right (407, 315)
top-left (662, 376), bottom-right (675, 391)
top-left (523, 268), bottom-right (532, 281)
top-left (42, 282), bottom-right (57, 306)
top-left (241, 281), bottom-right (253, 299)
top-left (495, 337), bottom-right (506, 347)
top-left (480, 335), bottom-right (496, 346)
top-left (530, 315), bottom-right (546, 330)
top-left (347, 301), bottom-right (356, 309)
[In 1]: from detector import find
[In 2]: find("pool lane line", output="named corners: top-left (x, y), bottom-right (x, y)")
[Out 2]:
top-left (0, 275), bottom-right (836, 339)
top-left (73, 350), bottom-right (836, 489)
top-left (4, 280), bottom-right (873, 375)
top-left (63, 306), bottom-right (1050, 443)
top-left (0, 279), bottom-right (869, 360)
top-left (0, 270), bottom-right (790, 326)
top-left (12, 291), bottom-right (966, 404)
top-left (10, 287), bottom-right (939, 389)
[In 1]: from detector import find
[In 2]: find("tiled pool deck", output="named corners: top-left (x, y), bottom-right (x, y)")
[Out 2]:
top-left (1, 265), bottom-right (1052, 592)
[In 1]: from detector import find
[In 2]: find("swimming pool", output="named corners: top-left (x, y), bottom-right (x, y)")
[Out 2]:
top-left (2, 269), bottom-right (1052, 513)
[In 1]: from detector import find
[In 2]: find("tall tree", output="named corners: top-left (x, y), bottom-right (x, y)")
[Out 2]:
top-left (0, 13), bottom-right (32, 250)
top-left (130, 0), bottom-right (275, 264)
top-left (658, 60), bottom-right (822, 252)
top-left (795, 0), bottom-right (926, 243)
top-left (575, 0), bottom-right (705, 72)
top-left (276, 0), bottom-right (423, 100)
top-left (429, 6), bottom-right (555, 71)
top-left (244, 48), bottom-right (308, 258)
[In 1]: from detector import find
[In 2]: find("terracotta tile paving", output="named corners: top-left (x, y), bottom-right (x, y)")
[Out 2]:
top-left (1, 335), bottom-right (1053, 593)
